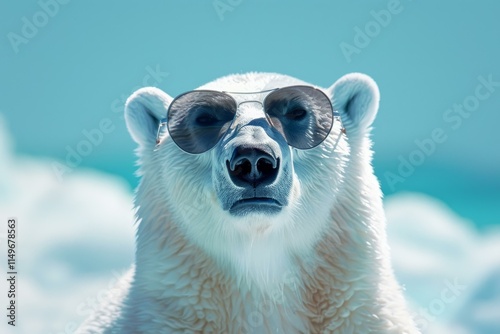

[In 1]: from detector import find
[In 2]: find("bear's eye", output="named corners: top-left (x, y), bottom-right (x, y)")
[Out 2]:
top-left (195, 113), bottom-right (218, 126)
top-left (285, 108), bottom-right (307, 121)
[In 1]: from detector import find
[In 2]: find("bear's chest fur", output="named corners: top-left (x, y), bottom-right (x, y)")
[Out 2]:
top-left (120, 221), bottom-right (400, 334)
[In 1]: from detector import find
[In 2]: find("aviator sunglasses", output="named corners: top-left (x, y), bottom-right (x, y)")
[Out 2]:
top-left (157, 86), bottom-right (341, 154)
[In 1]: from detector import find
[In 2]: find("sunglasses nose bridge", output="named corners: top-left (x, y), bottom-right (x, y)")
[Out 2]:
top-left (236, 99), bottom-right (263, 110)
top-left (233, 100), bottom-right (268, 122)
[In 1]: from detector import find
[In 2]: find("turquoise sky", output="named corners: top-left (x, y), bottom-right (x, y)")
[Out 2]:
top-left (1, 1), bottom-right (499, 227)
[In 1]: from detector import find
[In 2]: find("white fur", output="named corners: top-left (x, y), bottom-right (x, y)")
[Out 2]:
top-left (77, 72), bottom-right (419, 333)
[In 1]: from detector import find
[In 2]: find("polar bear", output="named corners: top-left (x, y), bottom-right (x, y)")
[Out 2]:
top-left (78, 72), bottom-right (418, 333)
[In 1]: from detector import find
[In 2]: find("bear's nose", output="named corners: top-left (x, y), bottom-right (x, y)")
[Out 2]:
top-left (227, 146), bottom-right (279, 188)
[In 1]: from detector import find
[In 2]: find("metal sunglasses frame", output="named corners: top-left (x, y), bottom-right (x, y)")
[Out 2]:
top-left (155, 86), bottom-right (345, 151)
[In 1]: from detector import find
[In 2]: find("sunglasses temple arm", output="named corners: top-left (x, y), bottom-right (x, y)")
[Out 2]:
top-left (155, 118), bottom-right (168, 145)
top-left (332, 111), bottom-right (346, 134)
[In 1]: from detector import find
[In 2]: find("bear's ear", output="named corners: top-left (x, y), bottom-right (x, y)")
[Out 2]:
top-left (124, 87), bottom-right (173, 147)
top-left (328, 73), bottom-right (380, 136)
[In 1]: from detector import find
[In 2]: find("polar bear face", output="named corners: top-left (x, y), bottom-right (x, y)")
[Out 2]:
top-left (125, 72), bottom-right (379, 285)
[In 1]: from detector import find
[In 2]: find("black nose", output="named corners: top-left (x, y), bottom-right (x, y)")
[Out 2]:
top-left (227, 146), bottom-right (279, 187)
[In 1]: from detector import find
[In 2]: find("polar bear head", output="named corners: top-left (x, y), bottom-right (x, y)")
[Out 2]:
top-left (125, 72), bottom-right (379, 286)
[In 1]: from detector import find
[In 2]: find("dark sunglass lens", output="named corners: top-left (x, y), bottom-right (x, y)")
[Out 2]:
top-left (167, 91), bottom-right (236, 153)
top-left (264, 86), bottom-right (333, 149)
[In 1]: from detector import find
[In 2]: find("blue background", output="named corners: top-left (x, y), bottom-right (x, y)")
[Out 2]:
top-left (2, 1), bottom-right (499, 228)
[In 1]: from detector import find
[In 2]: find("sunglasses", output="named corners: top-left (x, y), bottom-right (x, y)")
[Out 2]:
top-left (157, 85), bottom-right (340, 154)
